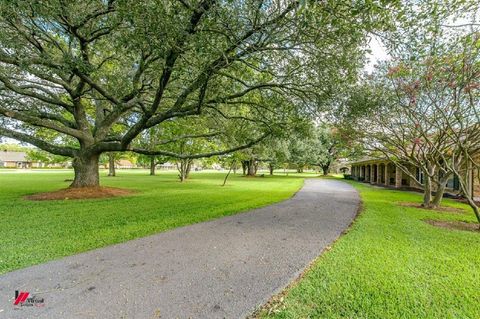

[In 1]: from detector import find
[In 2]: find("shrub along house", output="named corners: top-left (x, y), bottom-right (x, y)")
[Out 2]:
top-left (350, 157), bottom-right (480, 199)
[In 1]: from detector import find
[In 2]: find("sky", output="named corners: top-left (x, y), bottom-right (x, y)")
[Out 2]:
top-left (365, 35), bottom-right (389, 73)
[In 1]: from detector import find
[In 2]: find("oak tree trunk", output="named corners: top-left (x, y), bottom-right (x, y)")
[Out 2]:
top-left (269, 163), bottom-right (274, 175)
top-left (177, 159), bottom-right (192, 182)
top-left (185, 160), bottom-right (192, 179)
top-left (241, 161), bottom-right (247, 175)
top-left (322, 164), bottom-right (330, 176)
top-left (247, 159), bottom-right (256, 176)
top-left (71, 154), bottom-right (100, 188)
top-left (179, 170), bottom-right (186, 182)
top-left (108, 153), bottom-right (116, 177)
top-left (150, 156), bottom-right (156, 176)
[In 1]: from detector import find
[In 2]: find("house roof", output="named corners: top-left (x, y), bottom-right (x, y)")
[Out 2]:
top-left (0, 151), bottom-right (28, 162)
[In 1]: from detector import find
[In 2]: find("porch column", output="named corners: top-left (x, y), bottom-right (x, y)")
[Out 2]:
top-left (377, 163), bottom-right (382, 185)
top-left (370, 164), bottom-right (376, 184)
top-left (395, 165), bottom-right (402, 188)
top-left (384, 163), bottom-right (389, 186)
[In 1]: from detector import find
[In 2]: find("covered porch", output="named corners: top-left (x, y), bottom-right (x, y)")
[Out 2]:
top-left (350, 160), bottom-right (417, 189)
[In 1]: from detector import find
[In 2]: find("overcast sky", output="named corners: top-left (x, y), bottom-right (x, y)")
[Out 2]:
top-left (365, 36), bottom-right (389, 73)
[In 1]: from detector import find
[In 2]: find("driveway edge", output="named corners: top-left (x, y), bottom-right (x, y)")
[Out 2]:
top-left (247, 179), bottom-right (364, 319)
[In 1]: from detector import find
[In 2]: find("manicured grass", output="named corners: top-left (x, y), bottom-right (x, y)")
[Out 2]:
top-left (0, 170), bottom-right (307, 274)
top-left (259, 180), bottom-right (480, 319)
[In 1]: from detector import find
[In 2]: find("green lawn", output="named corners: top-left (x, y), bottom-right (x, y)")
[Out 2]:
top-left (0, 170), bottom-right (306, 274)
top-left (258, 180), bottom-right (480, 319)
top-left (3, 171), bottom-right (479, 318)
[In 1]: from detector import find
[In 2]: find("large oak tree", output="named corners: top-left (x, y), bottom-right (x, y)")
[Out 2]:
top-left (0, 0), bottom-right (392, 187)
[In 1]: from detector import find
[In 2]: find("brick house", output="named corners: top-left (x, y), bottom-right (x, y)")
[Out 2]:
top-left (350, 157), bottom-right (480, 199)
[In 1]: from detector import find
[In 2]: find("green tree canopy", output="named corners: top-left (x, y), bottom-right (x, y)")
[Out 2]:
top-left (0, 0), bottom-right (396, 187)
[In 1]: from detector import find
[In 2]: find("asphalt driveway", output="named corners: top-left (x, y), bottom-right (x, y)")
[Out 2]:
top-left (0, 178), bottom-right (360, 319)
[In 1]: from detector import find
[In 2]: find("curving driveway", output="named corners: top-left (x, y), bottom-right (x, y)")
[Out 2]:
top-left (0, 178), bottom-right (360, 319)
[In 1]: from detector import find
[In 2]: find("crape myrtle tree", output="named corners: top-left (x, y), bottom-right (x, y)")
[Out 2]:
top-left (358, 46), bottom-right (480, 219)
top-left (0, 0), bottom-right (395, 188)
top-left (387, 0), bottom-right (480, 221)
top-left (341, 0), bottom-right (480, 209)
top-left (345, 64), bottom-right (468, 208)
top-left (354, 68), bottom-right (456, 208)
top-left (346, 38), bottom-right (480, 210)
top-left (423, 35), bottom-right (480, 223)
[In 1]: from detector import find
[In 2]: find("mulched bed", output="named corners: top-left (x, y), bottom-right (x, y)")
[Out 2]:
top-left (24, 186), bottom-right (135, 201)
top-left (424, 219), bottom-right (480, 233)
top-left (398, 202), bottom-right (467, 214)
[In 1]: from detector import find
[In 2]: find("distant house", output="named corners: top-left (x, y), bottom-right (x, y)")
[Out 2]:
top-left (116, 159), bottom-right (135, 169)
top-left (0, 151), bottom-right (32, 168)
top-left (105, 159), bottom-right (136, 169)
top-left (158, 162), bottom-right (176, 170)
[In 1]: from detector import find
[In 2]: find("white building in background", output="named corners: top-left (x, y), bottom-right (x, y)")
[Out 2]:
top-left (0, 151), bottom-right (33, 168)
top-left (158, 162), bottom-right (176, 170)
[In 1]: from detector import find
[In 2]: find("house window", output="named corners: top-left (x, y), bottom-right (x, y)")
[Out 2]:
top-left (446, 175), bottom-right (460, 191)
top-left (453, 175), bottom-right (460, 190)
